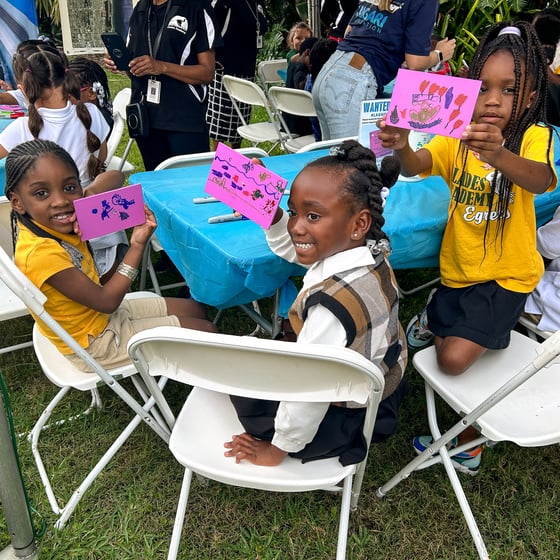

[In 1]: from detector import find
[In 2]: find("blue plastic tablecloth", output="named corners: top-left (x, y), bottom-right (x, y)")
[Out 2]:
top-left (133, 142), bottom-right (560, 309)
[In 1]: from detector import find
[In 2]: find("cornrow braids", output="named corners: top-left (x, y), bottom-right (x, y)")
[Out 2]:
top-left (465, 20), bottom-right (553, 250)
top-left (4, 140), bottom-right (81, 252)
top-left (307, 139), bottom-right (400, 250)
top-left (12, 47), bottom-right (105, 182)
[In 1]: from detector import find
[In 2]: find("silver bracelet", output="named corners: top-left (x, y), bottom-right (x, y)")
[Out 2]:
top-left (116, 262), bottom-right (138, 282)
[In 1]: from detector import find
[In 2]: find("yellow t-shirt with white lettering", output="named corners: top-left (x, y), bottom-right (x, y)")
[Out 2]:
top-left (15, 222), bottom-right (109, 354)
top-left (422, 124), bottom-right (557, 293)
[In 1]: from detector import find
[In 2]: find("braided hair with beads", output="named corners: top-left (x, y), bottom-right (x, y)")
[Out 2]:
top-left (306, 139), bottom-right (400, 254)
top-left (463, 20), bottom-right (554, 250)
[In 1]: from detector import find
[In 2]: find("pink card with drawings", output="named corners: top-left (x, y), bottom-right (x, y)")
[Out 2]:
top-left (204, 143), bottom-right (288, 229)
top-left (386, 69), bottom-right (482, 138)
top-left (74, 183), bottom-right (145, 241)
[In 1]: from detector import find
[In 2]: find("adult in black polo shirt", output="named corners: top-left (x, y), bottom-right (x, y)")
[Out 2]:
top-left (108, 0), bottom-right (222, 170)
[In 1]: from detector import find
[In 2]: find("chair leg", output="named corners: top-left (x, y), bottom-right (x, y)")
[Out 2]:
top-left (117, 138), bottom-right (134, 172)
top-left (375, 384), bottom-right (490, 560)
top-left (29, 386), bottom-right (73, 515)
top-left (167, 468), bottom-right (193, 560)
top-left (30, 376), bottom-right (171, 529)
top-left (397, 275), bottom-right (440, 298)
top-left (336, 474), bottom-right (353, 560)
top-left (55, 378), bottom-right (171, 529)
top-left (438, 445), bottom-right (489, 559)
top-left (55, 409), bottom-right (146, 529)
top-left (28, 387), bottom-right (103, 512)
top-left (0, 339), bottom-right (33, 355)
top-left (139, 242), bottom-right (162, 295)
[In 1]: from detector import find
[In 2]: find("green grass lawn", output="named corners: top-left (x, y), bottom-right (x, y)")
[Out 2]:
top-left (1, 73), bottom-right (559, 559)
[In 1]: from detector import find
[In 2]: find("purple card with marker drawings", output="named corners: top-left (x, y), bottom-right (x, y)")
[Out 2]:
top-left (204, 143), bottom-right (288, 229)
top-left (73, 183), bottom-right (145, 241)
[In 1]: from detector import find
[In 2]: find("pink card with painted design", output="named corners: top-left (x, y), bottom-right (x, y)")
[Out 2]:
top-left (386, 69), bottom-right (482, 138)
top-left (204, 143), bottom-right (288, 229)
top-left (74, 183), bottom-right (146, 241)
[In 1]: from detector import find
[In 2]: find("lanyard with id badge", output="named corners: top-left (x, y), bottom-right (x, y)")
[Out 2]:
top-left (146, 0), bottom-right (173, 104)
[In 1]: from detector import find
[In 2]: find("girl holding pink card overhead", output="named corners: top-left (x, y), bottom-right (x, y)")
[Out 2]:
top-left (312, 0), bottom-right (456, 140)
top-left (4, 140), bottom-right (217, 372)
top-left (378, 21), bottom-right (557, 474)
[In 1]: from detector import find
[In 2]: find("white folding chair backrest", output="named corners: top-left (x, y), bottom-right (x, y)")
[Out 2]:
top-left (104, 106), bottom-right (125, 165)
top-left (222, 75), bottom-right (285, 152)
top-left (128, 325), bottom-right (385, 560)
top-left (296, 136), bottom-right (359, 153)
top-left (112, 87), bottom-right (130, 125)
top-left (153, 147), bottom-right (268, 170)
top-left (0, 197), bottom-right (32, 353)
top-left (257, 59), bottom-right (287, 89)
top-left (0, 245), bottom-right (170, 527)
top-left (267, 86), bottom-right (317, 152)
top-left (377, 329), bottom-right (560, 559)
top-left (268, 86), bottom-right (316, 118)
top-left (105, 87), bottom-right (135, 172)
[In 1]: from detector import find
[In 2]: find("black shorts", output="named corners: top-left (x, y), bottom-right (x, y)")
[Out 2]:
top-left (426, 281), bottom-right (528, 349)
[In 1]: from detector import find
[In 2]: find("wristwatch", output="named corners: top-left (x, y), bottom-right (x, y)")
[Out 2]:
top-left (434, 49), bottom-right (443, 63)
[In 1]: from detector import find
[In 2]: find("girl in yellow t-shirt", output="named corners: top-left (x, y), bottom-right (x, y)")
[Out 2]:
top-left (4, 139), bottom-right (217, 371)
top-left (378, 21), bottom-right (557, 474)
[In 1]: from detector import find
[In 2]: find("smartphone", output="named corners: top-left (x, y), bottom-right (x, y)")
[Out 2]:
top-left (101, 32), bottom-right (132, 71)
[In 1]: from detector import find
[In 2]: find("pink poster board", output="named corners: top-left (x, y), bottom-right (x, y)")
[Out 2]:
top-left (74, 183), bottom-right (145, 241)
top-left (204, 143), bottom-right (288, 229)
top-left (386, 69), bottom-right (482, 138)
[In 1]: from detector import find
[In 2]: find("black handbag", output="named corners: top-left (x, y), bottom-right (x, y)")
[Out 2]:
top-left (126, 98), bottom-right (150, 138)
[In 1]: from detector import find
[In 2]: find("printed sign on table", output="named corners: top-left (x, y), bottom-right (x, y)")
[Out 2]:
top-left (204, 143), bottom-right (288, 229)
top-left (359, 99), bottom-right (393, 159)
top-left (74, 183), bottom-right (145, 241)
top-left (386, 69), bottom-right (482, 138)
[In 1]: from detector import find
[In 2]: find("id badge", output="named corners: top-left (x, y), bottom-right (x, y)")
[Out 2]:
top-left (256, 34), bottom-right (263, 49)
top-left (146, 79), bottom-right (161, 104)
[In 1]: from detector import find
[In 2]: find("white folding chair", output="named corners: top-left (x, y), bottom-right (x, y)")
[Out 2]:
top-left (376, 329), bottom-right (560, 559)
top-left (517, 314), bottom-right (554, 341)
top-left (105, 87), bottom-right (135, 173)
top-left (0, 196), bottom-right (32, 355)
top-left (0, 246), bottom-right (172, 529)
top-left (267, 86), bottom-right (317, 153)
top-left (139, 147), bottom-right (269, 296)
top-left (296, 136), bottom-right (358, 153)
top-left (222, 75), bottom-right (287, 153)
top-left (127, 326), bottom-right (385, 560)
top-left (256, 58), bottom-right (287, 90)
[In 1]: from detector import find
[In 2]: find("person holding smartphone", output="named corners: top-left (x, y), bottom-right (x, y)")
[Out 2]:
top-left (105, 0), bottom-right (223, 171)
